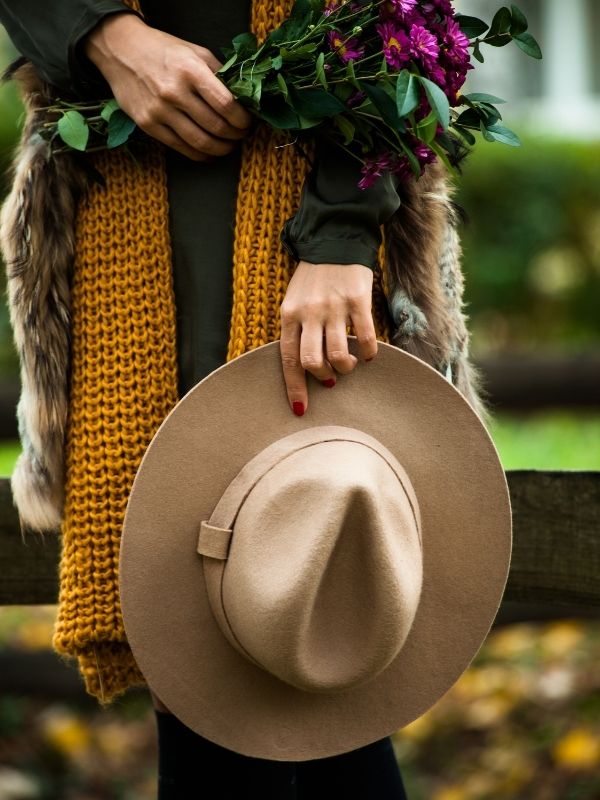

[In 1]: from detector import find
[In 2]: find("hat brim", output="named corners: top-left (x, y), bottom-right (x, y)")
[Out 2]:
top-left (120, 338), bottom-right (512, 760)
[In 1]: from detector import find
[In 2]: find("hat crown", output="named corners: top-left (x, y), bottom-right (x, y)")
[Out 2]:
top-left (199, 426), bottom-right (423, 693)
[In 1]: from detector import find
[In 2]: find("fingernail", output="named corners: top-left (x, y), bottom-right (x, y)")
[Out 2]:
top-left (322, 378), bottom-right (336, 388)
top-left (292, 401), bottom-right (305, 416)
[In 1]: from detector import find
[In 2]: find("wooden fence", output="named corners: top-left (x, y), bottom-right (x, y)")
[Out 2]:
top-left (1, 471), bottom-right (599, 622)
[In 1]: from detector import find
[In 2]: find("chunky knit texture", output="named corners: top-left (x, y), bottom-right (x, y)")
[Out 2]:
top-left (51, 0), bottom-right (392, 704)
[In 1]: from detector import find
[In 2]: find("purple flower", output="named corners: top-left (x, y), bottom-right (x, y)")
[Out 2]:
top-left (327, 29), bottom-right (366, 63)
top-left (420, 0), bottom-right (454, 20)
top-left (414, 142), bottom-right (437, 166)
top-left (439, 17), bottom-right (470, 65)
top-left (358, 151), bottom-right (395, 190)
top-left (347, 89), bottom-right (367, 108)
top-left (391, 155), bottom-right (414, 182)
top-left (379, 0), bottom-right (426, 26)
top-left (388, 0), bottom-right (418, 15)
top-left (391, 141), bottom-right (437, 183)
top-left (409, 23), bottom-right (440, 71)
top-left (444, 64), bottom-right (473, 103)
top-left (376, 21), bottom-right (411, 69)
top-left (323, 0), bottom-right (341, 16)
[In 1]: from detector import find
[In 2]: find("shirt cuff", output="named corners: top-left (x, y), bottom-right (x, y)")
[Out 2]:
top-left (280, 228), bottom-right (379, 271)
top-left (67, 2), bottom-right (141, 97)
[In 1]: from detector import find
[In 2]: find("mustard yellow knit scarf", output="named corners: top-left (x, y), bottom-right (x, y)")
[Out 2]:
top-left (50, 0), bottom-right (392, 704)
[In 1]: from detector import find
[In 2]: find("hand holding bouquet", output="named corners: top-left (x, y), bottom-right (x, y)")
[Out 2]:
top-left (36, 0), bottom-right (541, 188)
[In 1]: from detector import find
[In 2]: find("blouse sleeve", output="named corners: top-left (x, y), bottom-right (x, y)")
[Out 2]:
top-left (0, 0), bottom-right (140, 96)
top-left (280, 136), bottom-right (401, 271)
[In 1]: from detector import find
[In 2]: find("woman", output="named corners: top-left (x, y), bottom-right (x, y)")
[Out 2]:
top-left (0, 0), bottom-right (410, 796)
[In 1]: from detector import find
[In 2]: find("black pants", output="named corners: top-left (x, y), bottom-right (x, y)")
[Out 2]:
top-left (155, 709), bottom-right (408, 799)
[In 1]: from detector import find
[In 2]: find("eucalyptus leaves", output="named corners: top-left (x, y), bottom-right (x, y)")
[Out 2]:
top-left (36, 98), bottom-right (137, 154)
top-left (34, 0), bottom-right (541, 188)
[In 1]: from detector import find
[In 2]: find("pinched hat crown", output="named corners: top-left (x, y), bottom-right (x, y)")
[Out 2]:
top-left (197, 425), bottom-right (423, 692)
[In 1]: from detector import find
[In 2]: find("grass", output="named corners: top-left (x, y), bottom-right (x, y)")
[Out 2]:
top-left (0, 412), bottom-right (599, 477)
top-left (487, 410), bottom-right (600, 471)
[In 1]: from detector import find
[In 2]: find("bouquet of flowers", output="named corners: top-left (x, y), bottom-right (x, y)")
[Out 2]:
top-left (38, 0), bottom-right (541, 189)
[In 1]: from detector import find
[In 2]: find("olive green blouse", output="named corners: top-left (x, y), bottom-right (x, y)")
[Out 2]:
top-left (0, 0), bottom-right (401, 393)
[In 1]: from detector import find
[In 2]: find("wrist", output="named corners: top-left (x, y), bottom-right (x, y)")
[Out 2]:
top-left (84, 12), bottom-right (147, 78)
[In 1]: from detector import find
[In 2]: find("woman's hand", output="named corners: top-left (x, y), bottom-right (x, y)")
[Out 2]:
top-left (84, 12), bottom-right (254, 161)
top-left (280, 261), bottom-right (378, 416)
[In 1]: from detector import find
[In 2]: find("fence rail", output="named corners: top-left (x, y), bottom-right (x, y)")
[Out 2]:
top-left (1, 472), bottom-right (599, 620)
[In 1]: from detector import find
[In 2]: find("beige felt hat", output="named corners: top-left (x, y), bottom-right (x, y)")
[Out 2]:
top-left (119, 337), bottom-right (512, 761)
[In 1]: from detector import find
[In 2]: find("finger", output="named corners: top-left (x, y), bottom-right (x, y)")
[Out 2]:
top-left (191, 60), bottom-right (254, 130)
top-left (300, 321), bottom-right (335, 382)
top-left (324, 318), bottom-right (358, 375)
top-left (188, 43), bottom-right (224, 74)
top-left (349, 303), bottom-right (379, 362)
top-left (180, 92), bottom-right (249, 140)
top-left (167, 109), bottom-right (237, 156)
top-left (148, 121), bottom-right (214, 161)
top-left (280, 320), bottom-right (308, 416)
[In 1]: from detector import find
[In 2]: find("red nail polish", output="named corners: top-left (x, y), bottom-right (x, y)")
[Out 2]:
top-left (292, 401), bottom-right (305, 416)
top-left (322, 378), bottom-right (336, 388)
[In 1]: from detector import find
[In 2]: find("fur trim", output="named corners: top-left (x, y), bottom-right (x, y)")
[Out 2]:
top-left (383, 160), bottom-right (491, 427)
top-left (0, 61), bottom-right (89, 534)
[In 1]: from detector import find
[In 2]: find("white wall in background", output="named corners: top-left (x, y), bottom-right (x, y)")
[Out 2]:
top-left (456, 0), bottom-right (600, 138)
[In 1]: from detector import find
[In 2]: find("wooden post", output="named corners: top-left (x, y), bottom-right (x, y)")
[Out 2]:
top-left (1, 472), bottom-right (599, 618)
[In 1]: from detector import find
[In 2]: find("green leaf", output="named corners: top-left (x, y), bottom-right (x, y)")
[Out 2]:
top-left (396, 71), bottom-right (420, 118)
top-left (455, 108), bottom-right (481, 128)
top-left (255, 96), bottom-right (299, 128)
top-left (514, 32), bottom-right (542, 59)
top-left (345, 59), bottom-right (360, 90)
top-left (296, 114), bottom-right (323, 129)
top-left (484, 123), bottom-right (521, 146)
top-left (472, 40), bottom-right (484, 63)
top-left (509, 4), bottom-right (528, 36)
top-left (452, 123), bottom-right (476, 146)
top-left (269, 0), bottom-right (313, 45)
top-left (362, 83), bottom-right (401, 131)
top-left (276, 73), bottom-right (289, 101)
top-left (488, 7), bottom-right (512, 37)
top-left (251, 76), bottom-right (263, 106)
top-left (279, 43), bottom-right (318, 61)
top-left (428, 138), bottom-right (460, 178)
top-left (270, 54), bottom-right (283, 70)
top-left (415, 110), bottom-right (438, 144)
top-left (232, 32), bottom-right (258, 58)
top-left (228, 79), bottom-right (255, 99)
top-left (480, 120), bottom-right (495, 142)
top-left (289, 86), bottom-right (347, 118)
top-left (453, 14), bottom-right (489, 39)
top-left (396, 137), bottom-right (421, 178)
top-left (316, 52), bottom-right (327, 89)
top-left (334, 115), bottom-right (355, 145)
top-left (418, 76), bottom-right (450, 130)
top-left (107, 109), bottom-right (136, 148)
top-left (100, 99), bottom-right (120, 123)
top-left (462, 92), bottom-right (506, 105)
top-left (57, 110), bottom-right (89, 151)
top-left (216, 52), bottom-right (239, 75)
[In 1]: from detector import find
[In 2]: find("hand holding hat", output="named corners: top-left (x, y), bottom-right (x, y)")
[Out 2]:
top-left (120, 337), bottom-right (512, 760)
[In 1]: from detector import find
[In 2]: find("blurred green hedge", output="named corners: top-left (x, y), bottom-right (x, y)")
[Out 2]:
top-left (455, 136), bottom-right (600, 355)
